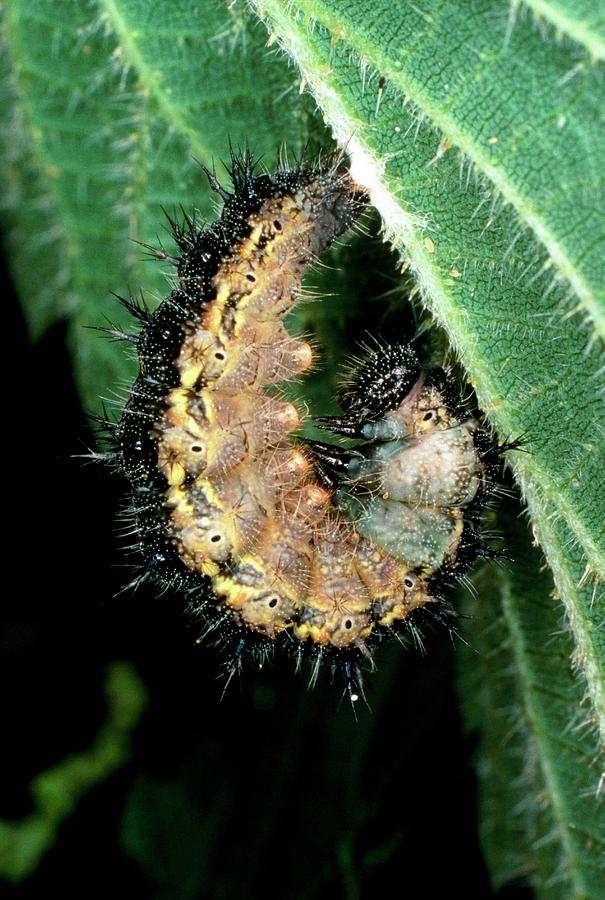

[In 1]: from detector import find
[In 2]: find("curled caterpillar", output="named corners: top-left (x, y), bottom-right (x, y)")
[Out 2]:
top-left (105, 149), bottom-right (516, 699)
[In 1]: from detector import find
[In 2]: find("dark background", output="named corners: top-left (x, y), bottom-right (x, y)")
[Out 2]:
top-left (0, 252), bottom-right (532, 899)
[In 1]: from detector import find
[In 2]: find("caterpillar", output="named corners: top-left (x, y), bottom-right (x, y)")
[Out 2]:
top-left (104, 148), bottom-right (516, 700)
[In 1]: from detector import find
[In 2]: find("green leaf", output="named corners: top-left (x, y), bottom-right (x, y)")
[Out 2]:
top-left (254, 0), bottom-right (605, 338)
top-left (1, 0), bottom-right (322, 409)
top-left (458, 511), bottom-right (605, 898)
top-left (250, 0), bottom-right (605, 746)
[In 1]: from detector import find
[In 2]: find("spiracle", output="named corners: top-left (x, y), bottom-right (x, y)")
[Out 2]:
top-left (104, 149), bottom-right (516, 699)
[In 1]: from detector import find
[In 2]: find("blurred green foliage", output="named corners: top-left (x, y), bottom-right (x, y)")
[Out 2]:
top-left (0, 663), bottom-right (147, 883)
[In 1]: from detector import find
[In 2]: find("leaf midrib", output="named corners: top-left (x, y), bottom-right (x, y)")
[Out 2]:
top-left (520, 0), bottom-right (605, 61)
top-left (97, 0), bottom-right (214, 166)
top-left (503, 577), bottom-right (596, 899)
